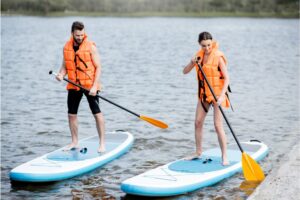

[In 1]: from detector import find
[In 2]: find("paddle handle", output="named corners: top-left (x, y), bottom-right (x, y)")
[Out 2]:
top-left (49, 71), bottom-right (140, 118)
top-left (195, 59), bottom-right (244, 153)
top-left (96, 94), bottom-right (140, 118)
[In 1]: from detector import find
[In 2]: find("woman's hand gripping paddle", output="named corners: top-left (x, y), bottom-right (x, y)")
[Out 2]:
top-left (49, 71), bottom-right (168, 129)
top-left (195, 59), bottom-right (265, 181)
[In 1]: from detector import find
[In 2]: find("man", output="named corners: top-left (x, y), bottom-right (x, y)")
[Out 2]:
top-left (56, 21), bottom-right (105, 153)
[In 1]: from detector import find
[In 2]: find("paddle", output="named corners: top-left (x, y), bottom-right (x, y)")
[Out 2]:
top-left (195, 58), bottom-right (265, 181)
top-left (49, 71), bottom-right (168, 129)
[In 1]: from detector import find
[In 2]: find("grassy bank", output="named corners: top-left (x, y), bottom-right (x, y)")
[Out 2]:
top-left (2, 11), bottom-right (299, 18)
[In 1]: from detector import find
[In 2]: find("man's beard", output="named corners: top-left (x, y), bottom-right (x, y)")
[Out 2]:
top-left (74, 38), bottom-right (83, 45)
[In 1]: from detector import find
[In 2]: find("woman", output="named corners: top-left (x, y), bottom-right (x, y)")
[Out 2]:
top-left (183, 32), bottom-right (230, 165)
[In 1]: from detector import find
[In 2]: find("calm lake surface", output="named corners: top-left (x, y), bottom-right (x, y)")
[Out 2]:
top-left (1, 16), bottom-right (299, 199)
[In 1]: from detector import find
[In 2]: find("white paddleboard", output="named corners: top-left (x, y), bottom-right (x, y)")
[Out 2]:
top-left (10, 130), bottom-right (134, 182)
top-left (121, 140), bottom-right (268, 196)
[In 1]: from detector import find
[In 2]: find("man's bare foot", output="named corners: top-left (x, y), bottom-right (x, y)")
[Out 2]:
top-left (63, 143), bottom-right (79, 151)
top-left (97, 145), bottom-right (106, 153)
top-left (184, 153), bottom-right (201, 160)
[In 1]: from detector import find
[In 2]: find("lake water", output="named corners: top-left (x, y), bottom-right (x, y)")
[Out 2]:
top-left (1, 16), bottom-right (299, 199)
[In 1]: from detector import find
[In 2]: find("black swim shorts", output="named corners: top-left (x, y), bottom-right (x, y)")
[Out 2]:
top-left (67, 89), bottom-right (101, 114)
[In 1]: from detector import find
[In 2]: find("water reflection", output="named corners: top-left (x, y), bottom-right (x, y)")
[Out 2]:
top-left (239, 180), bottom-right (261, 196)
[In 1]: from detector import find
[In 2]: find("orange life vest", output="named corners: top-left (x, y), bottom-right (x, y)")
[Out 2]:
top-left (63, 34), bottom-right (100, 91)
top-left (195, 41), bottom-right (230, 108)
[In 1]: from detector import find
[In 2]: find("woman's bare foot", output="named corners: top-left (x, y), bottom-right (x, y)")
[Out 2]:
top-left (63, 143), bottom-right (79, 151)
top-left (97, 145), bottom-right (106, 153)
top-left (184, 152), bottom-right (202, 160)
top-left (222, 157), bottom-right (230, 166)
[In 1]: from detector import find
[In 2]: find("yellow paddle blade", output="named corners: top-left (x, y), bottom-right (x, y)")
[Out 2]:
top-left (139, 115), bottom-right (168, 129)
top-left (242, 152), bottom-right (265, 182)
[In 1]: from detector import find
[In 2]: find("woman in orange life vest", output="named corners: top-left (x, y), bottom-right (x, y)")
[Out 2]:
top-left (183, 32), bottom-right (230, 165)
top-left (56, 21), bottom-right (106, 153)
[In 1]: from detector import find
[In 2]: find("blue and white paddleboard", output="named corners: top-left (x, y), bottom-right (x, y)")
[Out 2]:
top-left (10, 130), bottom-right (134, 182)
top-left (121, 140), bottom-right (268, 196)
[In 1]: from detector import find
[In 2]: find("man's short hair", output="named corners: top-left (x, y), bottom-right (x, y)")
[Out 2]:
top-left (71, 21), bottom-right (84, 32)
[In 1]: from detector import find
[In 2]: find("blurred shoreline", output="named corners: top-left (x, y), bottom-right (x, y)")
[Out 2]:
top-left (1, 11), bottom-right (299, 18)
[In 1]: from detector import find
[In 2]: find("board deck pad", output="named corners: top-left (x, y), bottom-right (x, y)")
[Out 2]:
top-left (168, 147), bottom-right (256, 173)
top-left (47, 134), bottom-right (128, 161)
top-left (168, 157), bottom-right (238, 173)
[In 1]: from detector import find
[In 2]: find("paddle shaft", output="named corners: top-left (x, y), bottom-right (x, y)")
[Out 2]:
top-left (50, 71), bottom-right (140, 118)
top-left (195, 60), bottom-right (244, 153)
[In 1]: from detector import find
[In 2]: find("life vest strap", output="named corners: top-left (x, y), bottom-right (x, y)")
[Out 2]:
top-left (226, 92), bottom-right (234, 112)
top-left (76, 66), bottom-right (92, 80)
top-left (228, 85), bottom-right (232, 93)
top-left (201, 100), bottom-right (211, 113)
top-left (74, 54), bottom-right (93, 81)
top-left (75, 54), bottom-right (89, 68)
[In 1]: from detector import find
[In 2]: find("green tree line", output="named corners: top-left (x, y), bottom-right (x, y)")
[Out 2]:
top-left (1, 0), bottom-right (299, 17)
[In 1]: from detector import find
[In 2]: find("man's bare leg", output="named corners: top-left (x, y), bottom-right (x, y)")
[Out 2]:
top-left (64, 114), bottom-right (79, 151)
top-left (94, 113), bottom-right (105, 153)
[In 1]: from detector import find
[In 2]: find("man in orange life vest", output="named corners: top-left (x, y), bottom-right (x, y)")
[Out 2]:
top-left (183, 32), bottom-right (230, 165)
top-left (56, 21), bottom-right (105, 153)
